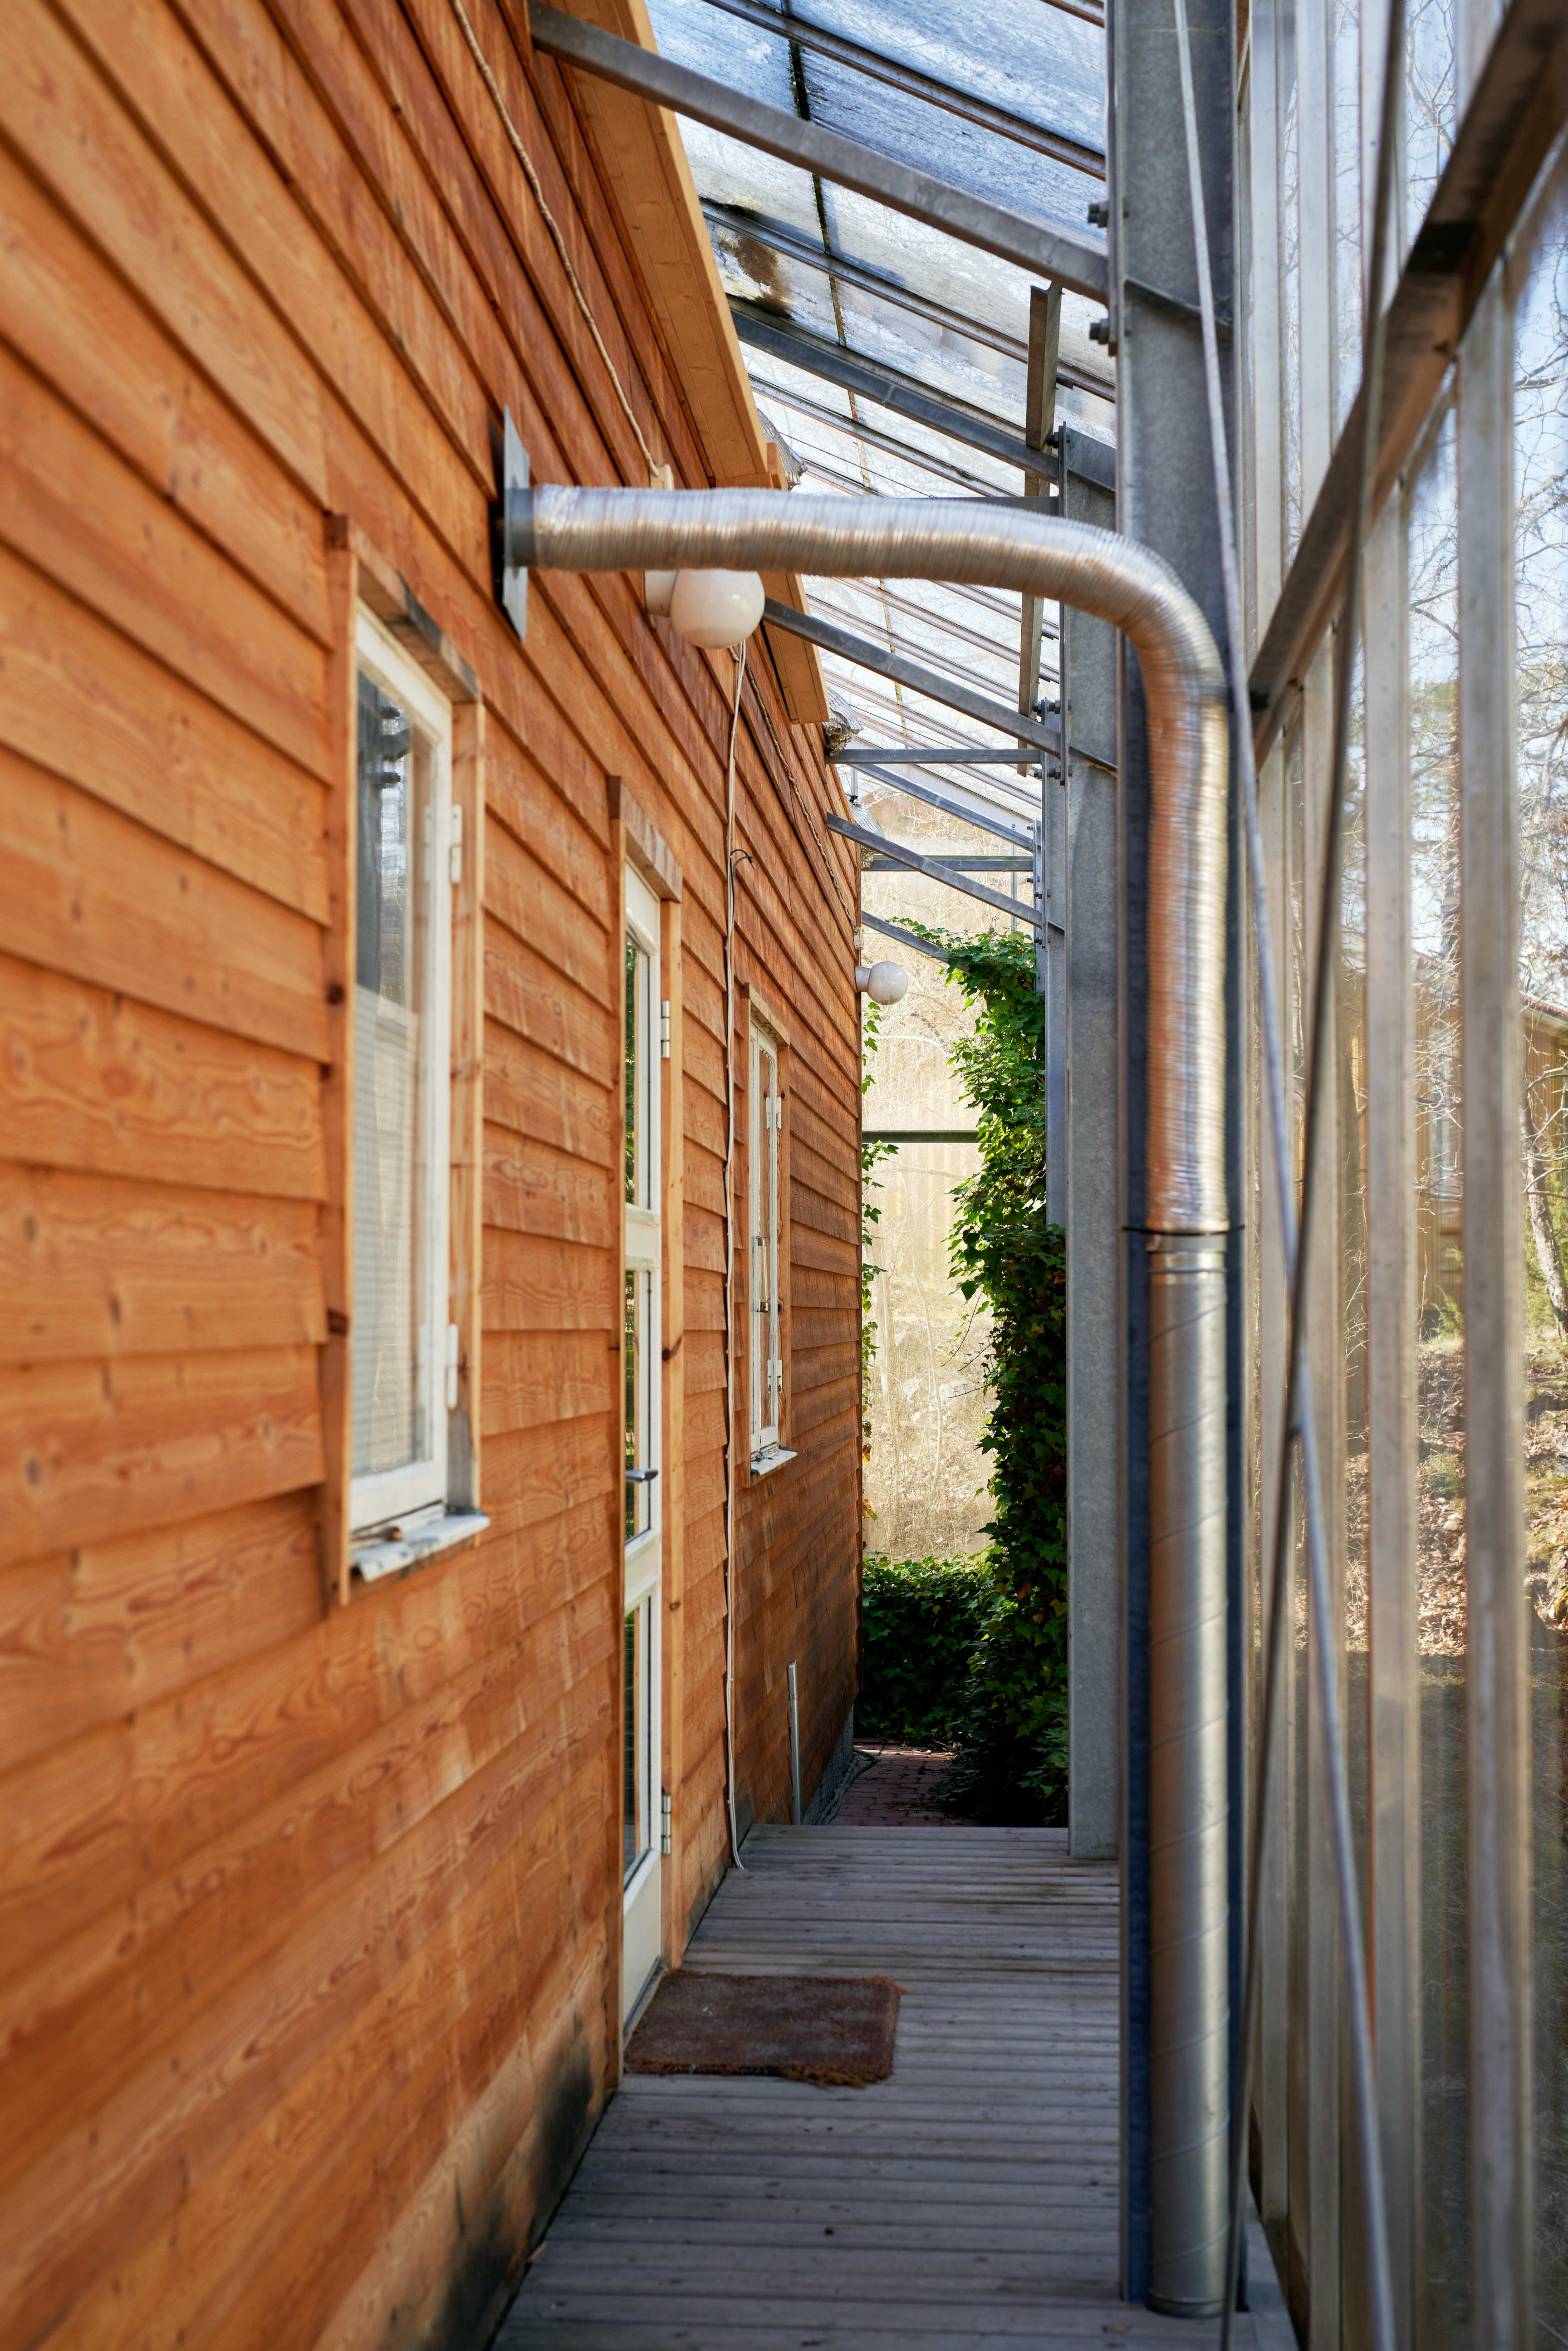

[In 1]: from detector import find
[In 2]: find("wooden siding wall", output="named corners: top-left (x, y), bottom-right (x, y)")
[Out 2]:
top-left (0, 0), bottom-right (862, 2342)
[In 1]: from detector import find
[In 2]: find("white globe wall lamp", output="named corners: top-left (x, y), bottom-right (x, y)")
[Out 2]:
top-left (854, 960), bottom-right (910, 1006)
top-left (644, 567), bottom-right (766, 647)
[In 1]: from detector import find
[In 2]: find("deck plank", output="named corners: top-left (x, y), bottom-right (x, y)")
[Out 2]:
top-left (496, 1826), bottom-right (1263, 2347)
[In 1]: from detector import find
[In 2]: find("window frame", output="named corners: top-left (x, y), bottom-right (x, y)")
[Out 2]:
top-left (348, 608), bottom-right (457, 1542)
top-left (748, 1008), bottom-right (787, 1465)
top-left (624, 864), bottom-right (663, 1598)
top-left (622, 866), bottom-right (663, 1930)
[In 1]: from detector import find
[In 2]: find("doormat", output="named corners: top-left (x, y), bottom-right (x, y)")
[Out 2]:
top-left (625, 1970), bottom-right (901, 2087)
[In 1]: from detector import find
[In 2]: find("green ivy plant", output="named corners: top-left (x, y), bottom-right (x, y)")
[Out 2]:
top-left (860, 998), bottom-right (897, 1476)
top-left (858, 1553), bottom-right (991, 1741)
top-left (872, 921), bottom-right (1068, 1823)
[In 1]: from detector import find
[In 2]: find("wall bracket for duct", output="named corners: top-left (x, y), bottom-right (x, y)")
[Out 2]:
top-left (491, 408), bottom-right (530, 642)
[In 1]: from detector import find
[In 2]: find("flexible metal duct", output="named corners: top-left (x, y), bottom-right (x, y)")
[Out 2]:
top-left (505, 485), bottom-right (1230, 2313)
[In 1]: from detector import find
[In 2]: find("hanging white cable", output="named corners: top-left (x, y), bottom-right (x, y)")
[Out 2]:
top-left (721, 641), bottom-right (750, 1871)
top-left (1165, 0), bottom-right (1404, 2340)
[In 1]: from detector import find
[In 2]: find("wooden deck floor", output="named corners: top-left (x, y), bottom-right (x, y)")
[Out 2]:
top-left (498, 1825), bottom-right (1289, 2349)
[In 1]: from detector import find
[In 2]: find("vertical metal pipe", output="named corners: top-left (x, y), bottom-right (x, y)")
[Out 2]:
top-left (508, 483), bottom-right (1232, 2312)
top-left (1147, 1236), bottom-right (1232, 2312)
top-left (787, 1659), bottom-right (803, 1827)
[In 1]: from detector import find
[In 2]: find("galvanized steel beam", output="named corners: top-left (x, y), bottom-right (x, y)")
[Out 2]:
top-left (831, 746), bottom-right (1045, 766)
top-left (732, 309), bottom-right (1064, 474)
top-left (701, 201), bottom-right (1034, 365)
top-left (864, 854), bottom-right (1032, 872)
top-left (1110, 0), bottom-right (1238, 2313)
top-left (762, 596), bottom-right (1059, 754)
top-left (825, 813), bottom-right (1043, 927)
top-left (1060, 422), bottom-right (1120, 1866)
top-left (844, 762), bottom-right (1036, 846)
top-left (1459, 267), bottom-right (1533, 2351)
top-left (858, 911), bottom-right (950, 964)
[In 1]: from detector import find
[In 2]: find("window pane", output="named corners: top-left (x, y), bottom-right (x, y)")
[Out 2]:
top-left (1514, 161), bottom-right (1568, 2337)
top-left (626, 1269), bottom-right (653, 1542)
top-left (626, 934), bottom-right (640, 1207)
top-left (751, 1040), bottom-right (780, 1443)
top-left (1405, 0), bottom-right (1455, 250)
top-left (623, 1596), bottom-right (654, 1881)
top-left (624, 1607), bottom-right (643, 1876)
top-left (1279, 1), bottom-right (1303, 560)
top-left (353, 670), bottom-right (434, 1483)
top-left (1332, 0), bottom-right (1361, 439)
top-left (765, 1051), bottom-right (779, 1432)
top-left (1407, 400), bottom-right (1468, 2350)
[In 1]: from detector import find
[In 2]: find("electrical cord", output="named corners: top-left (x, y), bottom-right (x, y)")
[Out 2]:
top-left (721, 641), bottom-right (749, 1869)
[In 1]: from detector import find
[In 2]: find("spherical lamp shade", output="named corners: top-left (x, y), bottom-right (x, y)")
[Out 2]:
top-left (855, 960), bottom-right (910, 1006)
top-left (669, 568), bottom-right (766, 647)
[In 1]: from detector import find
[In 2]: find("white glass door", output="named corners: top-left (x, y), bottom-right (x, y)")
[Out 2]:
top-left (622, 868), bottom-right (662, 2021)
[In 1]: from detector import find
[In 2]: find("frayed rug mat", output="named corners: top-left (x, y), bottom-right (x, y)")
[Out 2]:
top-left (625, 1971), bottom-right (901, 2087)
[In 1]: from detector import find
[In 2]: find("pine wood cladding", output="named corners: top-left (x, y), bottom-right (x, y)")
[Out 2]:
top-left (0, 0), bottom-right (861, 2342)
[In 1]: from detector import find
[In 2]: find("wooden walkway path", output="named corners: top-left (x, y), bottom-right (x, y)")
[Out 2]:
top-left (498, 1826), bottom-right (1289, 2348)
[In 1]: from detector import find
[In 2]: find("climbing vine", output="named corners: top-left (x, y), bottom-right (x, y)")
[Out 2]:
top-left (882, 922), bottom-right (1068, 1822)
top-left (860, 999), bottom-right (897, 1473)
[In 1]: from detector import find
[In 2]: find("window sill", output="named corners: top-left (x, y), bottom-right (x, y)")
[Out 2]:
top-left (351, 1509), bottom-right (489, 1586)
top-left (748, 1445), bottom-right (798, 1482)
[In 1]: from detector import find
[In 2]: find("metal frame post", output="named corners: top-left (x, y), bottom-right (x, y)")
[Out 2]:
top-left (1063, 424), bottom-right (1121, 1860)
top-left (1112, 0), bottom-right (1239, 2310)
top-left (1457, 264), bottom-right (1532, 2351)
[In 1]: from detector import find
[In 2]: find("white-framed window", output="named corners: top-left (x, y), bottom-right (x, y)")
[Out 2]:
top-left (350, 610), bottom-right (456, 1542)
top-left (622, 865), bottom-right (663, 2011)
top-left (749, 1020), bottom-right (783, 1456)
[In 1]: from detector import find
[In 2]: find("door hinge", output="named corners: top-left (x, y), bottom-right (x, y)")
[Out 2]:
top-left (449, 803), bottom-right (463, 886)
top-left (660, 1000), bottom-right (671, 1059)
top-left (660, 1789), bottom-right (672, 1855)
top-left (445, 1322), bottom-right (460, 1411)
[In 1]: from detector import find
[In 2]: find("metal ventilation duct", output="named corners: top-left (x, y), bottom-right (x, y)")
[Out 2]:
top-left (499, 479), bottom-right (1231, 2316)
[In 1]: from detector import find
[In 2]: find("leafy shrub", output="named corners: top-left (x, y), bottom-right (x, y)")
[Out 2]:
top-left (872, 923), bottom-right (1069, 1825)
top-left (858, 1553), bottom-right (991, 1741)
top-left (941, 1219), bottom-right (1068, 1825)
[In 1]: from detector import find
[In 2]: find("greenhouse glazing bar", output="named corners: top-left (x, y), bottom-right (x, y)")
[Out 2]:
top-left (688, 0), bottom-right (1105, 175)
top-left (526, 5), bottom-right (1111, 299)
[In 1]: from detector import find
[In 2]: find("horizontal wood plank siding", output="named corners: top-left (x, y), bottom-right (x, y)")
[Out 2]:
top-left (0, 0), bottom-right (859, 2343)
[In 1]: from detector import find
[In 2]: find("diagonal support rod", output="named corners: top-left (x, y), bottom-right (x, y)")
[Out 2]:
top-left (827, 814), bottom-right (1045, 927)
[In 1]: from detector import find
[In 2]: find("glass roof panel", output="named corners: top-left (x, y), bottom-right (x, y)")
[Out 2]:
top-left (642, 0), bottom-right (1111, 856)
top-left (795, 0), bottom-right (1105, 151)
